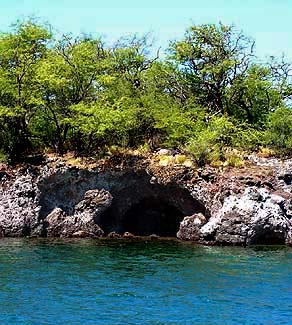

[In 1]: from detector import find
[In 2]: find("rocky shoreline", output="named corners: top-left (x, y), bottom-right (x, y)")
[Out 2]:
top-left (0, 153), bottom-right (291, 246)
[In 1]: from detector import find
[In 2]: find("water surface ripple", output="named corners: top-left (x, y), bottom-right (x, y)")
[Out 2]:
top-left (0, 239), bottom-right (291, 324)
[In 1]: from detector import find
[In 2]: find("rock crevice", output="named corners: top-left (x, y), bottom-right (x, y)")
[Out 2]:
top-left (0, 155), bottom-right (292, 245)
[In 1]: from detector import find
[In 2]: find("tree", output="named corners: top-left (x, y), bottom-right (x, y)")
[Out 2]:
top-left (169, 23), bottom-right (254, 114)
top-left (0, 19), bottom-right (290, 161)
top-left (35, 34), bottom-right (109, 153)
top-left (110, 34), bottom-right (158, 94)
top-left (227, 64), bottom-right (282, 125)
top-left (0, 20), bottom-right (51, 159)
top-left (267, 55), bottom-right (292, 102)
top-left (265, 107), bottom-right (292, 153)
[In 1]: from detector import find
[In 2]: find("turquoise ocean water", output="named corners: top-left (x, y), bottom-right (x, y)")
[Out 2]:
top-left (0, 239), bottom-right (291, 324)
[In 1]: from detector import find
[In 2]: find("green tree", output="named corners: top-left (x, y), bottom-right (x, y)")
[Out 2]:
top-left (110, 34), bottom-right (158, 95)
top-left (34, 35), bottom-right (109, 153)
top-left (265, 107), bottom-right (292, 154)
top-left (169, 23), bottom-right (254, 114)
top-left (0, 19), bottom-right (290, 162)
top-left (227, 65), bottom-right (282, 125)
top-left (0, 20), bottom-right (51, 159)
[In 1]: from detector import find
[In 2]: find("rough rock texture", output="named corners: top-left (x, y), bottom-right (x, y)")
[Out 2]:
top-left (0, 154), bottom-right (292, 245)
top-left (216, 188), bottom-right (291, 245)
top-left (178, 187), bottom-right (292, 245)
top-left (36, 163), bottom-right (204, 236)
top-left (44, 189), bottom-right (112, 238)
top-left (0, 159), bottom-right (203, 238)
top-left (0, 172), bottom-right (41, 237)
top-left (176, 213), bottom-right (206, 241)
top-left (177, 155), bottom-right (292, 246)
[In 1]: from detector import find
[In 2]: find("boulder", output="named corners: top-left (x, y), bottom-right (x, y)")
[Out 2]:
top-left (123, 232), bottom-right (135, 238)
top-left (107, 231), bottom-right (121, 238)
top-left (177, 213), bottom-right (206, 241)
top-left (74, 189), bottom-right (113, 222)
top-left (178, 187), bottom-right (292, 246)
top-left (44, 189), bottom-right (113, 238)
top-left (0, 174), bottom-right (41, 237)
top-left (215, 187), bottom-right (291, 245)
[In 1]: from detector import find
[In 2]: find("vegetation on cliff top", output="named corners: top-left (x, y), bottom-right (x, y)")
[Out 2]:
top-left (0, 20), bottom-right (292, 165)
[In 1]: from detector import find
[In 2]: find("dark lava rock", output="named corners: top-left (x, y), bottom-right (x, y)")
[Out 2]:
top-left (123, 232), bottom-right (135, 238)
top-left (177, 213), bottom-right (207, 241)
top-left (107, 231), bottom-right (122, 238)
top-left (1, 155), bottom-right (292, 246)
top-left (178, 187), bottom-right (292, 246)
top-left (0, 174), bottom-right (41, 237)
top-left (44, 189), bottom-right (112, 238)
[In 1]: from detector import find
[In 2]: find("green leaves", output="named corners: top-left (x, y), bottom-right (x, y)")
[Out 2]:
top-left (265, 107), bottom-right (292, 154)
top-left (227, 64), bottom-right (282, 125)
top-left (0, 19), bottom-right (291, 162)
top-left (169, 23), bottom-right (254, 114)
top-left (0, 20), bottom-right (52, 159)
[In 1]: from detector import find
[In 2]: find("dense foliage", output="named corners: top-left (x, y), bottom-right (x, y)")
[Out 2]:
top-left (0, 20), bottom-right (291, 164)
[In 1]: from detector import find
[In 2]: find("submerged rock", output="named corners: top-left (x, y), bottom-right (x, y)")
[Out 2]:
top-left (149, 234), bottom-right (160, 240)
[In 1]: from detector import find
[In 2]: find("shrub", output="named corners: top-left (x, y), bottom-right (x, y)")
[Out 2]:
top-left (258, 147), bottom-right (276, 158)
top-left (0, 150), bottom-right (8, 164)
top-left (185, 129), bottom-right (219, 166)
top-left (265, 107), bottom-right (292, 155)
top-left (174, 154), bottom-right (187, 164)
top-left (224, 149), bottom-right (245, 167)
top-left (185, 116), bottom-right (256, 166)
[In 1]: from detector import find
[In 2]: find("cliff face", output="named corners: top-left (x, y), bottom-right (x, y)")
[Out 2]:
top-left (0, 154), bottom-right (291, 246)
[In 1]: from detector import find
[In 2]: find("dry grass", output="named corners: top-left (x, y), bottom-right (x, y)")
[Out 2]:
top-left (258, 147), bottom-right (276, 158)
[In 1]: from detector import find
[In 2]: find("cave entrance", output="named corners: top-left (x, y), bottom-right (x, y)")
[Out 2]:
top-left (121, 197), bottom-right (184, 237)
top-left (251, 231), bottom-right (286, 245)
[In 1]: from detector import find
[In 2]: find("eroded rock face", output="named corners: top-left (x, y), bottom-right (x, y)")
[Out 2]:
top-left (0, 173), bottom-right (41, 237)
top-left (178, 187), bottom-right (292, 245)
top-left (45, 208), bottom-right (104, 238)
top-left (44, 189), bottom-right (112, 238)
top-left (177, 213), bottom-right (206, 241)
top-left (36, 167), bottom-right (205, 236)
top-left (0, 164), bottom-right (202, 238)
top-left (0, 155), bottom-right (292, 245)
